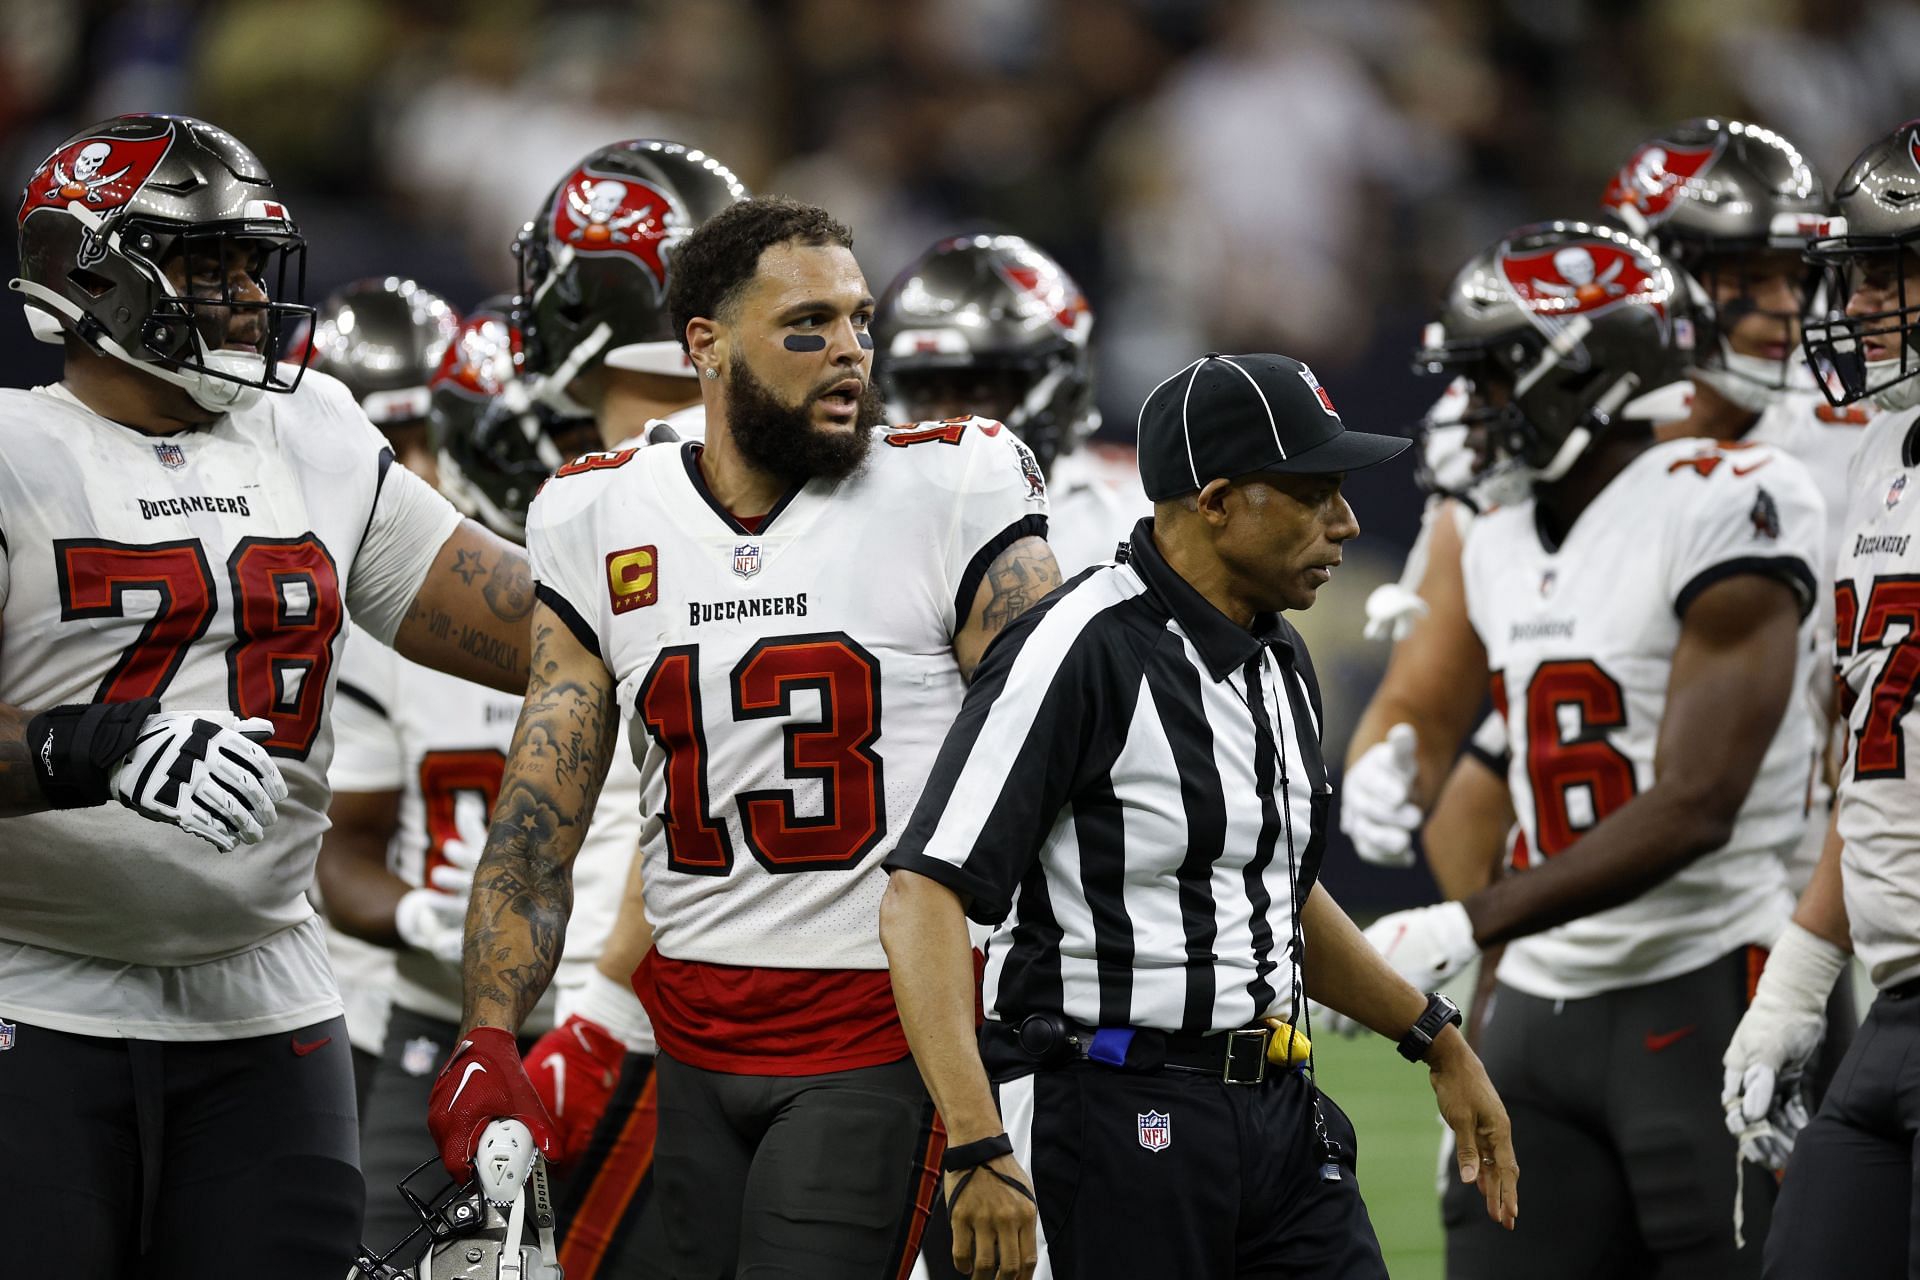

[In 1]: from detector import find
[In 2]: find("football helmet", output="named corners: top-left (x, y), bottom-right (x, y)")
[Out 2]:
top-left (430, 296), bottom-right (597, 542)
top-left (516, 139), bottom-right (747, 404)
top-left (1802, 119), bottom-right (1920, 410)
top-left (1600, 117), bottom-right (1827, 408)
top-left (300, 277), bottom-right (459, 426)
top-left (355, 1120), bottom-right (561, 1280)
top-left (1413, 221), bottom-right (1706, 506)
top-left (12, 113), bottom-right (313, 413)
top-left (873, 234), bottom-right (1095, 478)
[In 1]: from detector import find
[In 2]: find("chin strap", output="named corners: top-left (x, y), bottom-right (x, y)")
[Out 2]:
top-left (10, 275), bottom-right (263, 413)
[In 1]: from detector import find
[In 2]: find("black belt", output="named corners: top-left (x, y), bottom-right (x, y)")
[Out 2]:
top-left (980, 1013), bottom-right (1283, 1085)
top-left (1885, 975), bottom-right (1920, 1000)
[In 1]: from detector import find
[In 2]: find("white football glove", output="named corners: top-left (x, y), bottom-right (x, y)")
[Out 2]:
top-left (108, 711), bottom-right (287, 852)
top-left (1364, 901), bottom-right (1479, 987)
top-left (396, 810), bottom-right (486, 965)
top-left (1363, 584), bottom-right (1429, 643)
top-left (1340, 723), bottom-right (1423, 868)
top-left (1722, 921), bottom-right (1847, 1170)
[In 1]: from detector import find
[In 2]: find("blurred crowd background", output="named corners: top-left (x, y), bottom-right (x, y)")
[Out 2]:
top-left (5, 0), bottom-right (1917, 906)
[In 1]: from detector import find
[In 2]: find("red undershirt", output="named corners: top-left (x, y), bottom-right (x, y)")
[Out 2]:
top-left (633, 953), bottom-right (910, 1075)
top-left (628, 500), bottom-right (911, 1076)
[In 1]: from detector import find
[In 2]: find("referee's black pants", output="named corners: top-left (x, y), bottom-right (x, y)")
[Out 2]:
top-left (995, 1062), bottom-right (1387, 1278)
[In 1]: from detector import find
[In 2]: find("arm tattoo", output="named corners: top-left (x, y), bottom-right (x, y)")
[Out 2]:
top-left (460, 617), bottom-right (617, 1031)
top-left (979, 538), bottom-right (1062, 636)
top-left (482, 550), bottom-right (535, 623)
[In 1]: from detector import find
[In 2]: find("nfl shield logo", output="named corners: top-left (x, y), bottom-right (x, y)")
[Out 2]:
top-left (1137, 1110), bottom-right (1171, 1153)
top-left (732, 542), bottom-right (762, 580)
top-left (1890, 474), bottom-right (1908, 510)
top-left (0, 1018), bottom-right (15, 1051)
top-left (153, 442), bottom-right (187, 470)
top-left (400, 1036), bottom-right (440, 1078)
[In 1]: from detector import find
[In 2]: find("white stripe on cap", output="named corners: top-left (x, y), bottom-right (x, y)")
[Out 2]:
top-left (1137, 355), bottom-right (1210, 491)
top-left (1211, 355), bottom-right (1286, 460)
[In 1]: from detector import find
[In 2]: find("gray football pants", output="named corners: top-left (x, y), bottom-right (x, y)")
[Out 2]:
top-left (652, 1050), bottom-right (941, 1280)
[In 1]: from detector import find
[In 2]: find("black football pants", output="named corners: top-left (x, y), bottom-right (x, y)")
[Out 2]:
top-left (1444, 949), bottom-right (1771, 1279)
top-left (996, 1062), bottom-right (1387, 1278)
top-left (1765, 984), bottom-right (1920, 1279)
top-left (0, 1014), bottom-right (362, 1278)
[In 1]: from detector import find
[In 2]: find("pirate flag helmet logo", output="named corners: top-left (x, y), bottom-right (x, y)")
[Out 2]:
top-left (1601, 137), bottom-right (1726, 231)
top-left (550, 168), bottom-right (689, 297)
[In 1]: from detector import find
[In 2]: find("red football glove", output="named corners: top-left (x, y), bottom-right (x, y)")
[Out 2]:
top-left (426, 1027), bottom-right (559, 1180)
top-left (525, 1014), bottom-right (625, 1165)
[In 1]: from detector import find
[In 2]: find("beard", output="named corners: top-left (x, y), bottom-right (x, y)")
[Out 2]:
top-left (725, 355), bottom-right (884, 485)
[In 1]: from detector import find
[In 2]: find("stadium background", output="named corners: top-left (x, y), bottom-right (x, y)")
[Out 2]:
top-left (2, 2), bottom-right (1911, 1272)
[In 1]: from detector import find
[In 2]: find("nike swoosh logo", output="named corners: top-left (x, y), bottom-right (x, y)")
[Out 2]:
top-left (541, 1053), bottom-right (567, 1115)
top-left (1644, 1025), bottom-right (1698, 1053)
top-left (1732, 460), bottom-right (1772, 477)
top-left (448, 1060), bottom-right (488, 1109)
top-left (290, 1035), bottom-right (331, 1057)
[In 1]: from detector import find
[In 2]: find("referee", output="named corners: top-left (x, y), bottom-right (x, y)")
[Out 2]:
top-left (881, 352), bottom-right (1519, 1280)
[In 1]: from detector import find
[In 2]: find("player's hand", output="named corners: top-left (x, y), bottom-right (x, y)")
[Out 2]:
top-left (1721, 921), bottom-right (1847, 1169)
top-left (1341, 724), bottom-right (1423, 867)
top-left (397, 814), bottom-right (487, 964)
top-left (945, 1154), bottom-right (1038, 1280)
top-left (524, 1014), bottom-right (625, 1165)
top-left (1363, 584), bottom-right (1429, 643)
top-left (1364, 901), bottom-right (1479, 987)
top-left (426, 1027), bottom-right (559, 1181)
top-left (1307, 998), bottom-right (1365, 1039)
top-left (109, 711), bottom-right (288, 852)
top-left (1426, 1029), bottom-right (1518, 1230)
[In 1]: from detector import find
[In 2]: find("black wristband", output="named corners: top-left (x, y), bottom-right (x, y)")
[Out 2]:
top-left (941, 1133), bottom-right (1014, 1172)
top-left (27, 698), bottom-right (160, 809)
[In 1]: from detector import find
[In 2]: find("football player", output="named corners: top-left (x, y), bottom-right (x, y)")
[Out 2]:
top-left (1724, 117), bottom-right (1920, 1276)
top-left (1366, 222), bottom-right (1825, 1278)
top-left (427, 196), bottom-right (1060, 1279)
top-left (302, 276), bottom-right (461, 482)
top-left (498, 140), bottom-right (749, 1278)
top-left (301, 276), bottom-right (462, 1111)
top-left (321, 298), bottom-right (660, 1269)
top-left (875, 234), bottom-right (1145, 576)
top-left (1343, 119), bottom-right (1849, 895)
top-left (516, 138), bottom-right (745, 446)
top-left (0, 115), bottom-right (536, 1275)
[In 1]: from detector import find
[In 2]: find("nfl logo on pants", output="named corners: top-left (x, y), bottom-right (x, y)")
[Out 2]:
top-left (1137, 1110), bottom-right (1171, 1153)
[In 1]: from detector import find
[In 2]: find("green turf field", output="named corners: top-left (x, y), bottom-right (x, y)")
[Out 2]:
top-left (1316, 1027), bottom-right (1447, 1279)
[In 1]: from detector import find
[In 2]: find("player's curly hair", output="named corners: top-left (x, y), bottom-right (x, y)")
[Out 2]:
top-left (669, 197), bottom-right (855, 350)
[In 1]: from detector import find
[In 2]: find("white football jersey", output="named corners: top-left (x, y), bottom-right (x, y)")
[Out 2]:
top-left (323, 924), bottom-right (394, 1055)
top-left (1046, 445), bottom-right (1149, 578)
top-left (0, 373), bottom-right (461, 1039)
top-left (526, 418), bottom-right (1047, 970)
top-left (329, 623), bottom-right (646, 1036)
top-left (1465, 436), bottom-right (1822, 999)
top-left (1747, 386), bottom-right (1874, 888)
top-left (1831, 405), bottom-right (1920, 992)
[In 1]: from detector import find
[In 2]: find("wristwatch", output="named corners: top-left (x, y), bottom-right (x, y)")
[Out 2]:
top-left (1397, 992), bottom-right (1464, 1063)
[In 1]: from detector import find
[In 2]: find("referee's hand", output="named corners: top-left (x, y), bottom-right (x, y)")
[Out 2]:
top-left (1426, 1028), bottom-right (1519, 1230)
top-left (944, 1153), bottom-right (1038, 1279)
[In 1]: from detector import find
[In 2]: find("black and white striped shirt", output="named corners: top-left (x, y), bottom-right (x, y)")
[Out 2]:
top-left (885, 517), bottom-right (1331, 1037)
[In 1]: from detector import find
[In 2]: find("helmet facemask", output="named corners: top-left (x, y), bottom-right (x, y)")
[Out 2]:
top-left (135, 226), bottom-right (312, 405)
top-left (1678, 241), bottom-right (1819, 412)
top-left (1802, 234), bottom-right (1920, 410)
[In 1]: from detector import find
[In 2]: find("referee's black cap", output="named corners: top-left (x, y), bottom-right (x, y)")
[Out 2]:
top-left (1135, 352), bottom-right (1411, 500)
